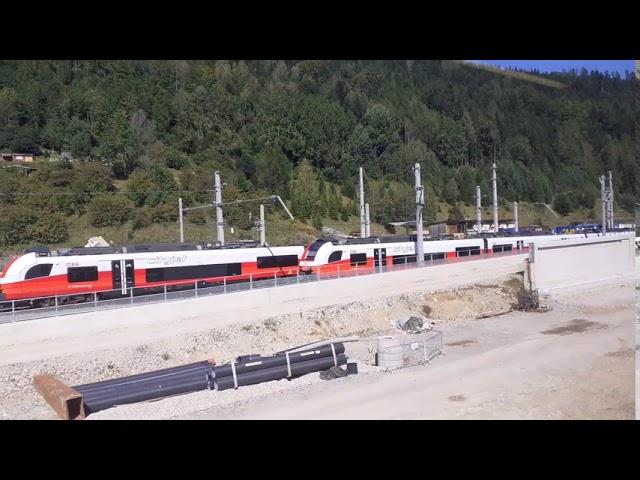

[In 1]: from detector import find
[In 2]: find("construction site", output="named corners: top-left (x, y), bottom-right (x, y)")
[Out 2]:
top-left (0, 160), bottom-right (637, 421)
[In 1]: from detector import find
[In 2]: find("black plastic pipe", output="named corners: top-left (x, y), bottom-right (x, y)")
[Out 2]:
top-left (75, 345), bottom-right (349, 414)
top-left (81, 371), bottom-right (213, 414)
top-left (213, 353), bottom-right (347, 391)
top-left (82, 346), bottom-right (346, 411)
top-left (212, 344), bottom-right (345, 379)
top-left (79, 367), bottom-right (213, 402)
top-left (73, 361), bottom-right (213, 394)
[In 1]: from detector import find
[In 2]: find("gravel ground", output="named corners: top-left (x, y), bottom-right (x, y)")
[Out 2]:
top-left (92, 278), bottom-right (634, 420)
top-left (5, 265), bottom-right (633, 421)
top-left (177, 281), bottom-right (635, 420)
top-left (1, 276), bottom-right (524, 419)
top-left (88, 355), bottom-right (382, 420)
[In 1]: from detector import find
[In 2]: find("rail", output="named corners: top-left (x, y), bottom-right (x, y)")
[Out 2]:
top-left (0, 249), bottom-right (526, 324)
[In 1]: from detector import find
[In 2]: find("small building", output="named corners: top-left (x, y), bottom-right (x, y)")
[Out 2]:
top-left (615, 219), bottom-right (636, 230)
top-left (427, 220), bottom-right (465, 237)
top-left (1, 153), bottom-right (35, 163)
top-left (1, 153), bottom-right (37, 175)
top-left (427, 219), bottom-right (515, 237)
top-left (386, 221), bottom-right (426, 236)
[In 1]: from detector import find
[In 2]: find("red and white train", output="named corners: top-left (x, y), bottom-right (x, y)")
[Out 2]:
top-left (0, 242), bottom-right (303, 305)
top-left (0, 232), bottom-right (624, 307)
top-left (298, 233), bottom-right (608, 273)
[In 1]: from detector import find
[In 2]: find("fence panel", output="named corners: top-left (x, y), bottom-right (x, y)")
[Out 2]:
top-left (377, 331), bottom-right (443, 370)
top-left (252, 277), bottom-right (276, 290)
top-left (196, 285), bottom-right (226, 297)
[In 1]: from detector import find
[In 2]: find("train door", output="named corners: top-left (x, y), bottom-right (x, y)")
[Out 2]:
top-left (111, 259), bottom-right (135, 295)
top-left (374, 248), bottom-right (387, 268)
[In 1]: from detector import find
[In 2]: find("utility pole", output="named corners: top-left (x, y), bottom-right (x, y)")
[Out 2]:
top-left (514, 201), bottom-right (519, 233)
top-left (414, 163), bottom-right (424, 265)
top-left (178, 197), bottom-right (184, 243)
top-left (359, 167), bottom-right (366, 238)
top-left (607, 171), bottom-right (614, 229)
top-left (259, 204), bottom-right (266, 246)
top-left (365, 203), bottom-right (371, 238)
top-left (214, 170), bottom-right (225, 245)
top-left (492, 162), bottom-right (499, 234)
top-left (600, 175), bottom-right (607, 235)
top-left (476, 185), bottom-right (482, 235)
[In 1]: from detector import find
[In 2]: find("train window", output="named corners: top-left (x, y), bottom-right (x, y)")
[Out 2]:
top-left (328, 251), bottom-right (342, 263)
top-left (455, 246), bottom-right (481, 257)
top-left (392, 254), bottom-right (416, 265)
top-left (350, 253), bottom-right (367, 266)
top-left (145, 269), bottom-right (163, 283)
top-left (68, 266), bottom-right (98, 283)
top-left (305, 240), bottom-right (326, 261)
top-left (256, 255), bottom-right (299, 269)
top-left (25, 263), bottom-right (53, 280)
top-left (425, 252), bottom-right (446, 261)
top-left (492, 244), bottom-right (513, 253)
top-left (146, 263), bottom-right (242, 283)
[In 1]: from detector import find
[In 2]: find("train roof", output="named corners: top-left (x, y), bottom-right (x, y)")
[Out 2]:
top-left (24, 240), bottom-right (270, 257)
top-left (317, 236), bottom-right (410, 246)
top-left (318, 231), bottom-right (558, 246)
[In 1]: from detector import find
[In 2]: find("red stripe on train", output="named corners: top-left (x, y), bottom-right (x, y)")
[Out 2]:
top-left (0, 261), bottom-right (300, 301)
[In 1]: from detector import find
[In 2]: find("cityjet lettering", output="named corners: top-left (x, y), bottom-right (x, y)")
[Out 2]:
top-left (147, 255), bottom-right (187, 266)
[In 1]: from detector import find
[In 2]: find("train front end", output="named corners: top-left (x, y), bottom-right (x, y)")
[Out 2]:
top-left (298, 239), bottom-right (329, 274)
top-left (0, 253), bottom-right (40, 304)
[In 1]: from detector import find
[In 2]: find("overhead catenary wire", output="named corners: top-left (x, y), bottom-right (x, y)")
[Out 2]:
top-left (181, 195), bottom-right (294, 217)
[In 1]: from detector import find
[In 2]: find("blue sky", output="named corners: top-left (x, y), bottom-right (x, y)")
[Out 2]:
top-left (467, 60), bottom-right (634, 76)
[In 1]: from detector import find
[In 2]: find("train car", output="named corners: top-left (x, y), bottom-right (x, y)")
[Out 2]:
top-left (0, 242), bottom-right (304, 305)
top-left (552, 223), bottom-right (603, 235)
top-left (298, 233), bottom-right (604, 274)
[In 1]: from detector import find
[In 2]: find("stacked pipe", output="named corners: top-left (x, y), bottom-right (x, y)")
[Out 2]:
top-left (211, 343), bottom-right (348, 391)
top-left (73, 360), bottom-right (215, 415)
top-left (39, 340), bottom-right (355, 418)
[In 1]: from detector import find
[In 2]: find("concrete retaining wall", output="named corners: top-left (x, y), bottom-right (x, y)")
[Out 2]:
top-left (528, 233), bottom-right (636, 293)
top-left (0, 255), bottom-right (527, 365)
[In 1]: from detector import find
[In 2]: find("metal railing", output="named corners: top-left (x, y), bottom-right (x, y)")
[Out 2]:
top-left (0, 249), bottom-right (525, 325)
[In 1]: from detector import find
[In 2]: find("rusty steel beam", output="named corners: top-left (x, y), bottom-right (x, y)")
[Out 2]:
top-left (33, 374), bottom-right (85, 420)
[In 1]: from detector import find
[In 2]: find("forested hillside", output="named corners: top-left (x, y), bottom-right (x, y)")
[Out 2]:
top-left (0, 60), bottom-right (637, 248)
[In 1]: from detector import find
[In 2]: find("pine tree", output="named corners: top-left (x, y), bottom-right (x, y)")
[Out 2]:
top-left (290, 159), bottom-right (320, 220)
top-left (312, 213), bottom-right (323, 231)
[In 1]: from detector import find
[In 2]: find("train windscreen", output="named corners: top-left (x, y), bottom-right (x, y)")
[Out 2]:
top-left (305, 240), bottom-right (326, 261)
